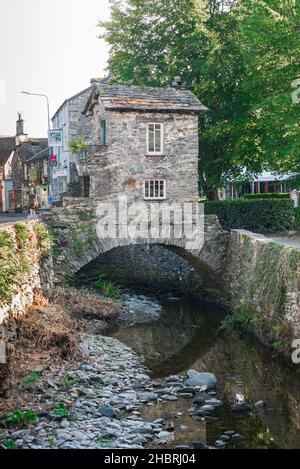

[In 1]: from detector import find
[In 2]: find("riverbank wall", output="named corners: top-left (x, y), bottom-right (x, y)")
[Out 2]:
top-left (0, 220), bottom-right (53, 378)
top-left (225, 230), bottom-right (300, 358)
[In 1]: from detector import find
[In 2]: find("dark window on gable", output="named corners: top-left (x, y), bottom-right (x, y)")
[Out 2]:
top-left (101, 120), bottom-right (107, 145)
top-left (83, 175), bottom-right (90, 198)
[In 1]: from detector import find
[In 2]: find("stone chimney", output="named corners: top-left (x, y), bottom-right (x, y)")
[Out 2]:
top-left (90, 76), bottom-right (111, 85)
top-left (16, 112), bottom-right (24, 135)
top-left (15, 112), bottom-right (28, 145)
top-left (171, 76), bottom-right (187, 89)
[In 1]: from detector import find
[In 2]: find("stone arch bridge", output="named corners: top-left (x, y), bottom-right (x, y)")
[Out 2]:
top-left (42, 197), bottom-right (228, 292)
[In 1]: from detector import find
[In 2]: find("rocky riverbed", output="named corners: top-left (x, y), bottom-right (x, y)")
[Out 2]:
top-left (2, 289), bottom-right (297, 450)
top-left (1, 330), bottom-right (264, 450)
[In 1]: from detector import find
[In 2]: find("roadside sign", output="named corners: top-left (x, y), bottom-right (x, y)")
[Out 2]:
top-left (48, 130), bottom-right (63, 147)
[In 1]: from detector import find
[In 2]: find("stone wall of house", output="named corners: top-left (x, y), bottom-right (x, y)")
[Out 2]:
top-left (69, 88), bottom-right (94, 144)
top-left (81, 108), bottom-right (199, 204)
top-left (0, 221), bottom-right (53, 376)
top-left (11, 143), bottom-right (28, 191)
top-left (225, 230), bottom-right (300, 358)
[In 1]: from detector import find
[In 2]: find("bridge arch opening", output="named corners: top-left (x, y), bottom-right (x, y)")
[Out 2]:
top-left (73, 243), bottom-right (225, 304)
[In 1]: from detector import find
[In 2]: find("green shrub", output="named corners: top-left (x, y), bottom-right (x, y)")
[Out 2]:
top-left (5, 410), bottom-right (38, 427)
top-left (243, 193), bottom-right (290, 199)
top-left (3, 439), bottom-right (16, 449)
top-left (100, 281), bottom-right (121, 300)
top-left (93, 274), bottom-right (121, 299)
top-left (0, 223), bottom-right (51, 305)
top-left (69, 137), bottom-right (86, 153)
top-left (53, 403), bottom-right (69, 418)
top-left (77, 210), bottom-right (95, 221)
top-left (14, 223), bottom-right (29, 250)
top-left (0, 231), bottom-right (17, 302)
top-left (33, 223), bottom-right (53, 252)
top-left (23, 373), bottom-right (40, 389)
top-left (61, 373), bottom-right (76, 389)
top-left (48, 437), bottom-right (57, 448)
top-left (205, 199), bottom-right (295, 233)
top-left (220, 305), bottom-right (261, 332)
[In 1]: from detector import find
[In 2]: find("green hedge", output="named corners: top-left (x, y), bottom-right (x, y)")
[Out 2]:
top-left (205, 199), bottom-right (295, 233)
top-left (244, 193), bottom-right (290, 199)
top-left (295, 207), bottom-right (300, 229)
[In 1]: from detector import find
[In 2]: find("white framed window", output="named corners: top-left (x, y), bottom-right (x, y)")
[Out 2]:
top-left (147, 123), bottom-right (163, 155)
top-left (144, 180), bottom-right (166, 200)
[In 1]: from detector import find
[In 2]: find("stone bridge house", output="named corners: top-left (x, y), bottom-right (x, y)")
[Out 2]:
top-left (73, 77), bottom-right (208, 203)
top-left (44, 79), bottom-right (228, 303)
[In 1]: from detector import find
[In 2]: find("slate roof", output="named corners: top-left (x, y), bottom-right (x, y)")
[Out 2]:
top-left (52, 77), bottom-right (110, 120)
top-left (83, 83), bottom-right (208, 114)
top-left (0, 136), bottom-right (15, 167)
top-left (52, 86), bottom-right (93, 120)
top-left (22, 138), bottom-right (49, 163)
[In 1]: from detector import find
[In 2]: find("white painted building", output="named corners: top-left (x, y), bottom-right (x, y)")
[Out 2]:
top-left (225, 171), bottom-right (297, 199)
top-left (0, 136), bottom-right (15, 213)
top-left (0, 137), bottom-right (14, 212)
top-left (50, 83), bottom-right (96, 201)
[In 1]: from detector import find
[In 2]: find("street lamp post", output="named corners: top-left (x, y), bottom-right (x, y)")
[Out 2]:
top-left (21, 91), bottom-right (53, 207)
top-left (21, 91), bottom-right (51, 130)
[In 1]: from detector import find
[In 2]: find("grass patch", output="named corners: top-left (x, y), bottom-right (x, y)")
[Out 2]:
top-left (48, 437), bottom-right (57, 448)
top-left (19, 304), bottom-right (82, 361)
top-left (3, 439), bottom-right (16, 449)
top-left (77, 210), bottom-right (95, 222)
top-left (23, 373), bottom-right (40, 389)
top-left (53, 403), bottom-right (69, 418)
top-left (0, 231), bottom-right (17, 302)
top-left (4, 409), bottom-right (38, 427)
top-left (33, 223), bottom-right (53, 252)
top-left (96, 436), bottom-right (115, 446)
top-left (61, 373), bottom-right (77, 389)
top-left (51, 287), bottom-right (121, 321)
top-left (14, 223), bottom-right (29, 250)
top-left (220, 304), bottom-right (261, 332)
top-left (93, 274), bottom-right (121, 300)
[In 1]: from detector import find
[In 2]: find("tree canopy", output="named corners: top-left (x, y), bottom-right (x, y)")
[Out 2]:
top-left (100, 0), bottom-right (300, 196)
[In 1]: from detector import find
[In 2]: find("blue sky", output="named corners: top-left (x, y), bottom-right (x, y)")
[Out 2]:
top-left (0, 0), bottom-right (110, 137)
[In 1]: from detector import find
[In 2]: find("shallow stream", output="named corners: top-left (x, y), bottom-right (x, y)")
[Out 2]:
top-left (110, 290), bottom-right (300, 449)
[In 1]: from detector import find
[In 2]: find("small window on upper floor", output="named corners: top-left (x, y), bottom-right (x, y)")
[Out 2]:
top-left (101, 120), bottom-right (107, 145)
top-left (147, 123), bottom-right (163, 155)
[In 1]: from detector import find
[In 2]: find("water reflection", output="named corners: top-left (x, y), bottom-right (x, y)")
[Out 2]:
top-left (111, 294), bottom-right (300, 449)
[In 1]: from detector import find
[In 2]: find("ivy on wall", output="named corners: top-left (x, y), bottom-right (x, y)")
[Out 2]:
top-left (0, 223), bottom-right (52, 305)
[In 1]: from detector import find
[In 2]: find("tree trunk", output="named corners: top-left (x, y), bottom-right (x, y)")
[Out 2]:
top-left (207, 186), bottom-right (221, 201)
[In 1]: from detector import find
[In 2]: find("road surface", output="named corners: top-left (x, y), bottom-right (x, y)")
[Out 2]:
top-left (0, 213), bottom-right (38, 224)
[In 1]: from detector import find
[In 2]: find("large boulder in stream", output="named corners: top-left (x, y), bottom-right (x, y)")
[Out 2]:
top-left (184, 370), bottom-right (217, 390)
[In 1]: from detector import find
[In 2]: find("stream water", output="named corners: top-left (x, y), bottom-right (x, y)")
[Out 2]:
top-left (109, 289), bottom-right (300, 449)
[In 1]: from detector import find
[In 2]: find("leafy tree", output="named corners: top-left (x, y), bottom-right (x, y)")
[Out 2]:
top-left (100, 0), bottom-right (300, 198)
top-left (196, 5), bottom-right (246, 197)
top-left (230, 0), bottom-right (300, 176)
top-left (99, 0), bottom-right (210, 87)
